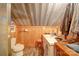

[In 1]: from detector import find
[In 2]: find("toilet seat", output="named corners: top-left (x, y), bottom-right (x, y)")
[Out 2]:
top-left (11, 38), bottom-right (24, 56)
top-left (12, 44), bottom-right (24, 52)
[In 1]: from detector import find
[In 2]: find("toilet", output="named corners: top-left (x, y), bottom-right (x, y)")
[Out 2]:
top-left (11, 38), bottom-right (24, 56)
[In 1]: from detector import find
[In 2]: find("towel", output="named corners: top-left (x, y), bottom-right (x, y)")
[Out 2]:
top-left (66, 44), bottom-right (79, 53)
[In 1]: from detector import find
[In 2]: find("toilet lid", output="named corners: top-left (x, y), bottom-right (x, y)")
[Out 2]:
top-left (13, 44), bottom-right (24, 52)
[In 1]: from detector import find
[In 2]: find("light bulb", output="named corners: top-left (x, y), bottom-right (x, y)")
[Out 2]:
top-left (25, 29), bottom-right (28, 32)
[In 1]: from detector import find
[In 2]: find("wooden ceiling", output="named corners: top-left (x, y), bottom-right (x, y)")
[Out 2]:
top-left (11, 3), bottom-right (68, 26)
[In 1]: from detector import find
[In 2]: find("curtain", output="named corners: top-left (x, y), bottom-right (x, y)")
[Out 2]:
top-left (69, 4), bottom-right (79, 35)
top-left (60, 3), bottom-right (74, 35)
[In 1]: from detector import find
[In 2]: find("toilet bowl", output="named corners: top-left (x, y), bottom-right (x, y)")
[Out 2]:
top-left (12, 50), bottom-right (24, 56)
top-left (11, 38), bottom-right (24, 56)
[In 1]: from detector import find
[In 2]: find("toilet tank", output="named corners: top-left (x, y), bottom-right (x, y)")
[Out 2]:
top-left (11, 38), bottom-right (16, 49)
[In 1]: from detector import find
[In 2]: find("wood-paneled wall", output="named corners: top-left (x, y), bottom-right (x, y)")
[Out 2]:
top-left (15, 26), bottom-right (61, 47)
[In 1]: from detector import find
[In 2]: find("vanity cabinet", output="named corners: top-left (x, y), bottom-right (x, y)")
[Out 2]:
top-left (42, 34), bottom-right (57, 56)
top-left (54, 42), bottom-right (68, 56)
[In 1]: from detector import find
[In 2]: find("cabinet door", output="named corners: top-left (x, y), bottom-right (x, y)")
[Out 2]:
top-left (54, 44), bottom-right (69, 56)
top-left (43, 37), bottom-right (49, 56)
top-left (48, 45), bottom-right (54, 56)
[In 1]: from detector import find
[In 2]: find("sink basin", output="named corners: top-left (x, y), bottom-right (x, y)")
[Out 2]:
top-left (43, 34), bottom-right (57, 45)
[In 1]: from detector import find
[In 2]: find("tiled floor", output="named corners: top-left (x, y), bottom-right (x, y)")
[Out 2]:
top-left (24, 47), bottom-right (38, 56)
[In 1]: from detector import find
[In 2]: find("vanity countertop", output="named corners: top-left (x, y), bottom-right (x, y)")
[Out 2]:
top-left (55, 42), bottom-right (79, 56)
top-left (43, 34), bottom-right (57, 45)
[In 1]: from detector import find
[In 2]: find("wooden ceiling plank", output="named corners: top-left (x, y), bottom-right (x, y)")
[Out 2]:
top-left (39, 4), bottom-right (42, 26)
top-left (15, 4), bottom-right (26, 26)
top-left (41, 3), bottom-right (48, 26)
top-left (30, 4), bottom-right (36, 26)
top-left (11, 11), bottom-right (20, 25)
top-left (25, 4), bottom-right (33, 25)
top-left (11, 10), bottom-right (22, 26)
top-left (22, 3), bottom-right (31, 26)
top-left (14, 10), bottom-right (27, 26)
top-left (35, 3), bottom-right (41, 26)
top-left (46, 3), bottom-right (55, 26)
top-left (51, 4), bottom-right (68, 26)
top-left (12, 4), bottom-right (24, 26)
top-left (28, 4), bottom-right (35, 26)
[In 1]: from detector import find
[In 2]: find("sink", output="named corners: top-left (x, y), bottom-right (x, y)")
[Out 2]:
top-left (43, 34), bottom-right (57, 45)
